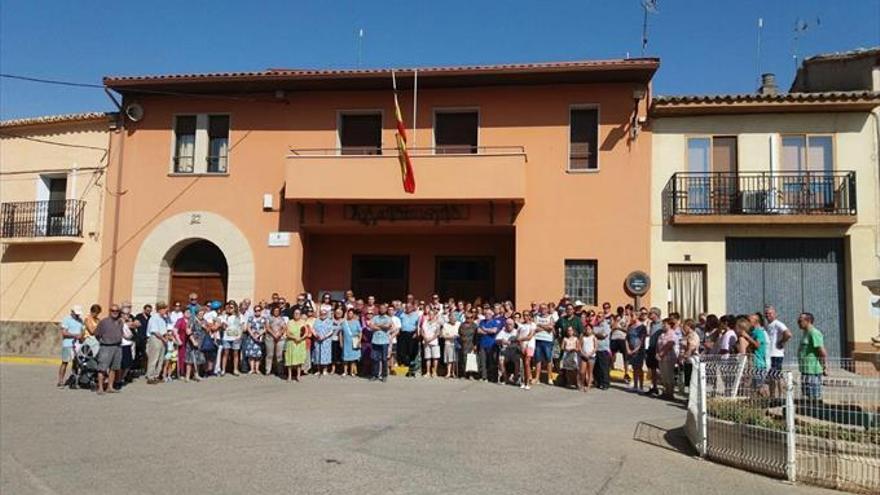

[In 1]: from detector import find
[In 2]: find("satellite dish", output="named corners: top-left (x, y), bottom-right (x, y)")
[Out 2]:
top-left (124, 103), bottom-right (144, 122)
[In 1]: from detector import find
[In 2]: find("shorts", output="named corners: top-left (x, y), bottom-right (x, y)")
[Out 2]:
top-left (164, 350), bottom-right (178, 361)
top-left (770, 356), bottom-right (784, 371)
top-left (534, 340), bottom-right (553, 363)
top-left (222, 339), bottom-right (241, 351)
top-left (61, 346), bottom-right (74, 363)
top-left (628, 350), bottom-right (646, 368)
top-left (121, 345), bottom-right (133, 369)
top-left (524, 345), bottom-right (535, 358)
top-left (610, 339), bottom-right (627, 354)
top-left (423, 343), bottom-right (440, 360)
top-left (801, 374), bottom-right (823, 400)
top-left (97, 345), bottom-right (122, 372)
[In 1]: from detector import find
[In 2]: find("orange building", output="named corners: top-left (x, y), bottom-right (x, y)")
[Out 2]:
top-left (98, 59), bottom-right (657, 309)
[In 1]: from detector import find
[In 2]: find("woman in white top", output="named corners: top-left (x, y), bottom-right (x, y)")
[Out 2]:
top-left (579, 323), bottom-right (597, 392)
top-left (420, 308), bottom-right (441, 378)
top-left (441, 318), bottom-right (461, 378)
top-left (517, 311), bottom-right (536, 390)
top-left (219, 301), bottom-right (243, 376)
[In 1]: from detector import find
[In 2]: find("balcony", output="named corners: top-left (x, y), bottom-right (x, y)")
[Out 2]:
top-left (0, 200), bottom-right (86, 243)
top-left (663, 171), bottom-right (857, 225)
top-left (285, 147), bottom-right (527, 202)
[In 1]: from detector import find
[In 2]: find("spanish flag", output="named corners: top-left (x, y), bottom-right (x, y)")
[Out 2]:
top-left (392, 71), bottom-right (416, 194)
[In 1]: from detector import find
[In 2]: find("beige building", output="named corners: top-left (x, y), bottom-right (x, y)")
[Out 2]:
top-left (650, 69), bottom-right (880, 357)
top-left (0, 112), bottom-right (114, 324)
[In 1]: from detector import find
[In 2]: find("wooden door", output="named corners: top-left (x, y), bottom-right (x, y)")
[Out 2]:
top-left (170, 272), bottom-right (226, 306)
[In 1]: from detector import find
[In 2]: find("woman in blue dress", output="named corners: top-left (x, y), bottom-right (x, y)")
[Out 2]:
top-left (340, 308), bottom-right (362, 376)
top-left (311, 308), bottom-right (334, 375)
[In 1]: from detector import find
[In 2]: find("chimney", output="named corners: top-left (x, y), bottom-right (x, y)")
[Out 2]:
top-left (758, 73), bottom-right (779, 96)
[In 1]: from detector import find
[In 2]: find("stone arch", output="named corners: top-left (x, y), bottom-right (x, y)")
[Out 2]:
top-left (131, 211), bottom-right (255, 309)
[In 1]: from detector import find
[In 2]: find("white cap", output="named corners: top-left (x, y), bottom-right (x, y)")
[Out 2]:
top-left (71, 305), bottom-right (84, 316)
top-left (574, 300), bottom-right (585, 307)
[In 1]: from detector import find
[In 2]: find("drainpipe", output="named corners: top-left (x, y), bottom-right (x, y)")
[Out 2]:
top-left (104, 89), bottom-right (125, 305)
top-left (871, 108), bottom-right (880, 261)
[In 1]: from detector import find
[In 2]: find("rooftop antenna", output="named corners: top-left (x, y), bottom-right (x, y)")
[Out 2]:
top-left (641, 0), bottom-right (659, 56)
top-left (357, 28), bottom-right (365, 68)
top-left (755, 17), bottom-right (763, 87)
top-left (792, 17), bottom-right (820, 70)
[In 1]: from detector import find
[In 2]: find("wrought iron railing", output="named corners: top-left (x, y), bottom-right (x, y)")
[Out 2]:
top-left (0, 200), bottom-right (85, 238)
top-left (664, 171), bottom-right (857, 217)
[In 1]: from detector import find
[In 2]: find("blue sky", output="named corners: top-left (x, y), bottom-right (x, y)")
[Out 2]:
top-left (1, 0), bottom-right (878, 119)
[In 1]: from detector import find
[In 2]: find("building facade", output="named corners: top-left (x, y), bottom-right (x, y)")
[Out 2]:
top-left (98, 59), bottom-right (658, 311)
top-left (0, 113), bottom-right (112, 323)
top-left (650, 83), bottom-right (880, 357)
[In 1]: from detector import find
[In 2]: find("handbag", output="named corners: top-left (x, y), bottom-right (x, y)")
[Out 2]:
top-left (200, 332), bottom-right (217, 353)
top-left (352, 335), bottom-right (361, 350)
top-left (465, 352), bottom-right (478, 373)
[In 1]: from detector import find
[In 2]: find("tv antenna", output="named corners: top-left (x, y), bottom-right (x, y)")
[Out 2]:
top-left (357, 28), bottom-right (365, 67)
top-left (641, 0), bottom-right (659, 56)
top-left (792, 17), bottom-right (820, 69)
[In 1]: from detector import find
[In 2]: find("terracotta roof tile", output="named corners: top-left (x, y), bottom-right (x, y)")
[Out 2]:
top-left (103, 58), bottom-right (659, 86)
top-left (653, 90), bottom-right (880, 105)
top-left (0, 112), bottom-right (110, 129)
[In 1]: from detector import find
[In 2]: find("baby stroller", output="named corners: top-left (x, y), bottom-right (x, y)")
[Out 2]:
top-left (68, 337), bottom-right (100, 390)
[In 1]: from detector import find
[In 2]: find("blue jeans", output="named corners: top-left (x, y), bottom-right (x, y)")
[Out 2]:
top-left (372, 344), bottom-right (388, 379)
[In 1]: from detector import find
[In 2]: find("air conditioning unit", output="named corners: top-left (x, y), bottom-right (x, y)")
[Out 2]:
top-left (741, 191), bottom-right (768, 213)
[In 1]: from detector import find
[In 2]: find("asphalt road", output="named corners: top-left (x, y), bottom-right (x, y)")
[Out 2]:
top-left (0, 363), bottom-right (834, 495)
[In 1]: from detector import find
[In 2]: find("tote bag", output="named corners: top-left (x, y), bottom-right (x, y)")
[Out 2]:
top-left (465, 352), bottom-right (478, 373)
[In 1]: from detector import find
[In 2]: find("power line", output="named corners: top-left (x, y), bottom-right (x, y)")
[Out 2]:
top-left (0, 131), bottom-right (109, 151)
top-left (0, 73), bottom-right (268, 103)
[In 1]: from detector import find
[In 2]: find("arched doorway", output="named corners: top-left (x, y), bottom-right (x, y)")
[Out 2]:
top-left (168, 240), bottom-right (228, 305)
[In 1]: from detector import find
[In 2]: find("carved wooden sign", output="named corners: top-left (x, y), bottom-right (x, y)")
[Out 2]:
top-left (344, 204), bottom-right (469, 226)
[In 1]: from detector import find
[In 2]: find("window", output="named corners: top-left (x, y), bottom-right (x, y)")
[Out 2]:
top-left (564, 260), bottom-right (597, 305)
top-left (340, 113), bottom-right (382, 155)
top-left (781, 135), bottom-right (834, 209)
top-left (781, 135), bottom-right (832, 172)
top-left (668, 264), bottom-right (706, 319)
top-left (686, 136), bottom-right (738, 212)
top-left (569, 108), bottom-right (599, 170)
top-left (434, 111), bottom-right (478, 154)
top-left (173, 116), bottom-right (196, 173)
top-left (207, 115), bottom-right (229, 173)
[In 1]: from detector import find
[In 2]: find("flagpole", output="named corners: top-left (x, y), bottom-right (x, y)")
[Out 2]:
top-left (412, 70), bottom-right (418, 150)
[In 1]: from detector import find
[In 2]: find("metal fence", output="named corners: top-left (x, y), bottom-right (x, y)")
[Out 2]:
top-left (686, 355), bottom-right (879, 494)
top-left (0, 199), bottom-right (85, 238)
top-left (663, 171), bottom-right (857, 217)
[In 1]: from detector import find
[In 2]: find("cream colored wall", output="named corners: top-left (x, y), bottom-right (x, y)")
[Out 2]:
top-left (651, 111), bottom-right (880, 351)
top-left (0, 121), bottom-right (109, 322)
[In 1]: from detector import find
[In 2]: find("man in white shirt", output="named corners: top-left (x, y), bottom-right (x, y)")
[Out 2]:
top-left (764, 305), bottom-right (792, 396)
top-left (145, 302), bottom-right (170, 384)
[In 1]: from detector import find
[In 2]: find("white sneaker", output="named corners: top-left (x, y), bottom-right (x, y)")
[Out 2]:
top-left (524, 385), bottom-right (531, 390)
top-left (519, 383), bottom-right (526, 389)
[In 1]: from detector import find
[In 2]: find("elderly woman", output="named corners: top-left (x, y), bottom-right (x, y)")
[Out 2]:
top-left (184, 307), bottom-right (206, 381)
top-left (311, 308), bottom-right (334, 375)
top-left (340, 308), bottom-right (362, 376)
top-left (458, 310), bottom-right (478, 379)
top-left (243, 304), bottom-right (267, 375)
top-left (284, 308), bottom-right (308, 381)
top-left (265, 306), bottom-right (286, 377)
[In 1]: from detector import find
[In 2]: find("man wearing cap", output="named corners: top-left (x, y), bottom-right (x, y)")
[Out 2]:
top-left (94, 304), bottom-right (125, 394)
top-left (57, 305), bottom-right (85, 387)
top-left (145, 302), bottom-right (170, 384)
top-left (555, 304), bottom-right (584, 337)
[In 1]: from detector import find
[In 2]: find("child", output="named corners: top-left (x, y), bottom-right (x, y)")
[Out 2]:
top-left (560, 326), bottom-right (579, 389)
top-left (579, 323), bottom-right (597, 392)
top-left (163, 328), bottom-right (181, 382)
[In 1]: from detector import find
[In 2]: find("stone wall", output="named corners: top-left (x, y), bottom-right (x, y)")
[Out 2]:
top-left (0, 321), bottom-right (61, 357)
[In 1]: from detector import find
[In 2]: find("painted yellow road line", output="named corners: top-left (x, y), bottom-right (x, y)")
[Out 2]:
top-left (0, 355), bottom-right (59, 365)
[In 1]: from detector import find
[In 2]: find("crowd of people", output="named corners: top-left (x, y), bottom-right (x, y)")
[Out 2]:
top-left (55, 291), bottom-right (829, 399)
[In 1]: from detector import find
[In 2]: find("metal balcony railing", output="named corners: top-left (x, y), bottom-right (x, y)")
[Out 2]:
top-left (663, 171), bottom-right (857, 217)
top-left (0, 200), bottom-right (86, 238)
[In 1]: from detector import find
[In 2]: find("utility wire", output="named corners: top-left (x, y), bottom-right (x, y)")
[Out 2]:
top-left (0, 73), bottom-right (269, 102)
top-left (0, 131), bottom-right (109, 151)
